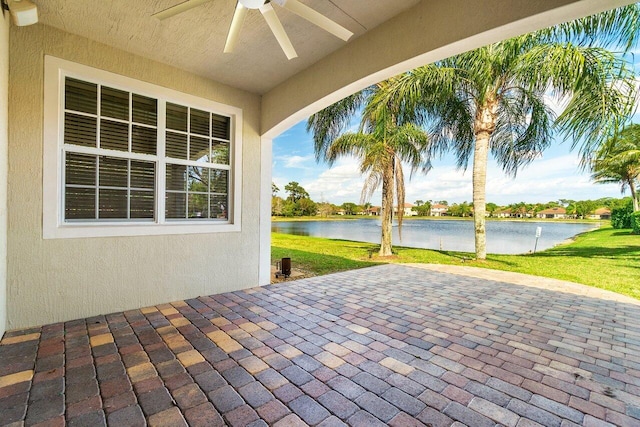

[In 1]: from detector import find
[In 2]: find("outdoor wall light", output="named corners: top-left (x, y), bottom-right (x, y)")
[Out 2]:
top-left (2, 0), bottom-right (38, 27)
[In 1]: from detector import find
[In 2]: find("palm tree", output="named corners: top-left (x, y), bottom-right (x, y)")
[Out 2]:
top-left (308, 81), bottom-right (430, 256)
top-left (592, 124), bottom-right (640, 212)
top-left (377, 5), bottom-right (639, 260)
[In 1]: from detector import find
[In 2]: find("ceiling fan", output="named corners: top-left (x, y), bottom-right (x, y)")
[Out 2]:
top-left (154, 0), bottom-right (354, 60)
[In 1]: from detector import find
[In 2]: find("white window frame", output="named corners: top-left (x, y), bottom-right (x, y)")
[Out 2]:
top-left (43, 56), bottom-right (242, 239)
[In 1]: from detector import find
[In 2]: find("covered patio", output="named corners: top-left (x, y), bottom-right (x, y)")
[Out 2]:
top-left (2, 0), bottom-right (639, 425)
top-left (2, 264), bottom-right (639, 426)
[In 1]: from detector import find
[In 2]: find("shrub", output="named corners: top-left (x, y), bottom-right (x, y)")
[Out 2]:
top-left (632, 211), bottom-right (640, 234)
top-left (611, 200), bottom-right (633, 229)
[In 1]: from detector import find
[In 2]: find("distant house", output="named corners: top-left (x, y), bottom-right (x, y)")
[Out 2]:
top-left (588, 208), bottom-right (611, 220)
top-left (430, 204), bottom-right (449, 217)
top-left (366, 206), bottom-right (381, 216)
top-left (513, 208), bottom-right (533, 218)
top-left (337, 209), bottom-right (346, 216)
top-left (494, 209), bottom-right (512, 218)
top-left (536, 207), bottom-right (567, 219)
top-left (394, 203), bottom-right (417, 217)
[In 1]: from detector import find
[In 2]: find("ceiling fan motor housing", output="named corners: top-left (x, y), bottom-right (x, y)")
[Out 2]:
top-left (238, 0), bottom-right (268, 9)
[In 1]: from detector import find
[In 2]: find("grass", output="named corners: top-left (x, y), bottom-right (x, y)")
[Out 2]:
top-left (272, 224), bottom-right (640, 299)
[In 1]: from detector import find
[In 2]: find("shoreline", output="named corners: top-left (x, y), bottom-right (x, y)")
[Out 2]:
top-left (272, 215), bottom-right (604, 226)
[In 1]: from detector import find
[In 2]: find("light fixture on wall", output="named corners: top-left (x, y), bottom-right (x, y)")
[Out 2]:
top-left (1, 0), bottom-right (38, 26)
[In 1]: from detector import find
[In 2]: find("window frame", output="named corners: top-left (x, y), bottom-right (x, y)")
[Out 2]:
top-left (43, 56), bottom-right (243, 239)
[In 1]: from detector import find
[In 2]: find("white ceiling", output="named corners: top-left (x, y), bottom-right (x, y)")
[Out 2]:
top-left (34, 0), bottom-right (421, 94)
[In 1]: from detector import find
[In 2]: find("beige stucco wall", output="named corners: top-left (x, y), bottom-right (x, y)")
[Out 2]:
top-left (7, 24), bottom-right (262, 329)
top-left (0, 12), bottom-right (9, 337)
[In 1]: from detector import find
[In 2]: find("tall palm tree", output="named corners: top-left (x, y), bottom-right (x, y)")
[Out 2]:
top-left (308, 81), bottom-right (430, 256)
top-left (377, 5), bottom-right (638, 260)
top-left (592, 124), bottom-right (640, 212)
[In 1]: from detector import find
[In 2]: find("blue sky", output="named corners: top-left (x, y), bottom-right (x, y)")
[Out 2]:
top-left (272, 52), bottom-right (640, 207)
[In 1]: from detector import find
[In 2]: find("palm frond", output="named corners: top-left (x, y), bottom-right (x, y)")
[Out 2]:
top-left (360, 169), bottom-right (383, 205)
top-left (536, 4), bottom-right (640, 51)
top-left (514, 42), bottom-right (637, 163)
top-left (591, 123), bottom-right (640, 193)
top-left (389, 123), bottom-right (432, 176)
top-left (307, 89), bottom-right (371, 162)
top-left (325, 133), bottom-right (375, 166)
top-left (490, 87), bottom-right (554, 176)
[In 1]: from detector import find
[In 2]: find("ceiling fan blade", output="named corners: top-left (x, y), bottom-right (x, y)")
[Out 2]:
top-left (224, 3), bottom-right (248, 53)
top-left (259, 3), bottom-right (297, 60)
top-left (277, 0), bottom-right (352, 41)
top-left (153, 0), bottom-right (213, 20)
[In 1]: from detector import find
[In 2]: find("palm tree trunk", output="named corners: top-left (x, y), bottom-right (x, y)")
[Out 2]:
top-left (630, 179), bottom-right (639, 212)
top-left (473, 100), bottom-right (497, 260)
top-left (380, 159), bottom-right (394, 256)
top-left (395, 157), bottom-right (405, 241)
top-left (473, 133), bottom-right (489, 260)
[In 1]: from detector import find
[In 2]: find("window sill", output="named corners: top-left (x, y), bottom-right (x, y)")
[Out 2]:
top-left (43, 221), bottom-right (241, 239)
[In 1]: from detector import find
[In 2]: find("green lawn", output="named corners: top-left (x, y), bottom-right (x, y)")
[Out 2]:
top-left (272, 225), bottom-right (640, 299)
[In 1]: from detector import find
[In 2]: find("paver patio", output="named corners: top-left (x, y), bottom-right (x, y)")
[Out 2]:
top-left (1, 264), bottom-right (640, 426)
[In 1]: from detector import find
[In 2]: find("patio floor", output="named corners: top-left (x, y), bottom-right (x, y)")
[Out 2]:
top-left (1, 264), bottom-right (640, 427)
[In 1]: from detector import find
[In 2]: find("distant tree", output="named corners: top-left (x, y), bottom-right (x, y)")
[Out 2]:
top-left (415, 200), bottom-right (424, 206)
top-left (449, 202), bottom-right (472, 217)
top-left (486, 203), bottom-right (498, 217)
top-left (280, 199), bottom-right (296, 217)
top-left (285, 181), bottom-right (310, 203)
top-left (341, 202), bottom-right (359, 215)
top-left (272, 196), bottom-right (284, 216)
top-left (272, 182), bottom-right (280, 196)
top-left (566, 200), bottom-right (598, 219)
top-left (298, 198), bottom-right (318, 216)
top-left (532, 203), bottom-right (545, 214)
top-left (413, 201), bottom-right (432, 216)
top-left (606, 197), bottom-right (633, 210)
top-left (317, 202), bottom-right (335, 217)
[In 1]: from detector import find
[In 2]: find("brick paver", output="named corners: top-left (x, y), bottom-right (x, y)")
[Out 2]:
top-left (1, 264), bottom-right (639, 426)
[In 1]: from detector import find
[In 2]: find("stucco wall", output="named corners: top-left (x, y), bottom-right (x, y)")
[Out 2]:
top-left (7, 24), bottom-right (262, 329)
top-left (0, 12), bottom-right (9, 337)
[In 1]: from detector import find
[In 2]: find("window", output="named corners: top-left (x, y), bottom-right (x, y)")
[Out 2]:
top-left (163, 103), bottom-right (231, 220)
top-left (44, 56), bottom-right (242, 238)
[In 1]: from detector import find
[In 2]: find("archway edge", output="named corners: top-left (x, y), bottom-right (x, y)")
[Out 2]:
top-left (261, 0), bottom-right (634, 139)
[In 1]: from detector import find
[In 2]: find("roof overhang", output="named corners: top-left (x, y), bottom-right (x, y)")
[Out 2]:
top-left (27, 0), bottom-right (637, 137)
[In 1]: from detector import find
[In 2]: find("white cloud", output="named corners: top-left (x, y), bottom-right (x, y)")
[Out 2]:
top-left (391, 153), bottom-right (621, 206)
top-left (280, 155), bottom-right (314, 169)
top-left (282, 151), bottom-right (621, 206)
top-left (302, 157), bottom-right (366, 203)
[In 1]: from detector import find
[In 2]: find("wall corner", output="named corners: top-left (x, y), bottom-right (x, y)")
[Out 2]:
top-left (259, 136), bottom-right (272, 286)
top-left (0, 11), bottom-right (10, 338)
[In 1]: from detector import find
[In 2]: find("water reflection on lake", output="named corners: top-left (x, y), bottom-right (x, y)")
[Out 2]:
top-left (271, 219), bottom-right (597, 254)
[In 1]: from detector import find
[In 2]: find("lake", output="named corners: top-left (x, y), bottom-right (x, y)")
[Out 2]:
top-left (271, 219), bottom-right (598, 254)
